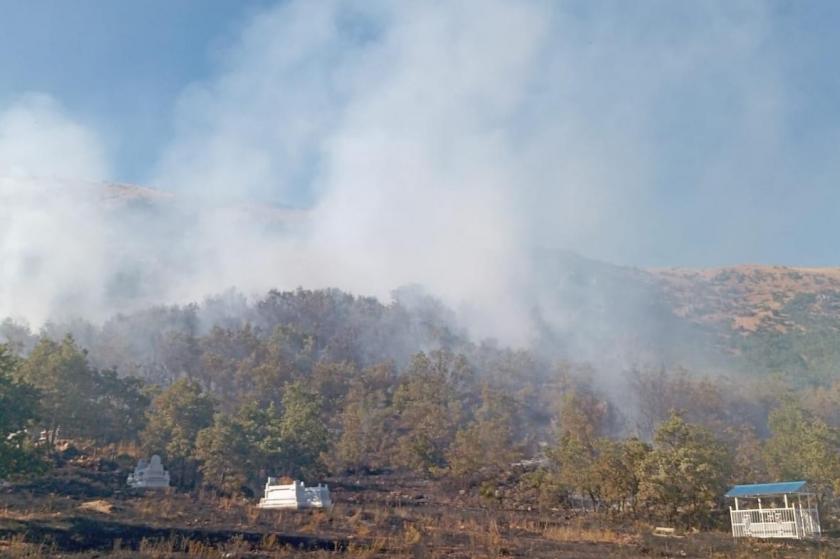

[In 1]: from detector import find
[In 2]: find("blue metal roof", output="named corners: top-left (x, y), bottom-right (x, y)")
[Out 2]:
top-left (725, 481), bottom-right (809, 498)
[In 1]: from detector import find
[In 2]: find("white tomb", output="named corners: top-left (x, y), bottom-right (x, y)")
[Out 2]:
top-left (258, 478), bottom-right (332, 509)
top-left (127, 455), bottom-right (171, 489)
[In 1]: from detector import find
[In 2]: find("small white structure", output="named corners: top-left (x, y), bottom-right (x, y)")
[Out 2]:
top-left (258, 478), bottom-right (332, 509)
top-left (727, 481), bottom-right (820, 539)
top-left (127, 455), bottom-right (171, 489)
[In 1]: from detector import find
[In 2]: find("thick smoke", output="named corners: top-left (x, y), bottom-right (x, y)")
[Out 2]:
top-left (0, 94), bottom-right (111, 323)
top-left (0, 1), bottom-right (801, 356)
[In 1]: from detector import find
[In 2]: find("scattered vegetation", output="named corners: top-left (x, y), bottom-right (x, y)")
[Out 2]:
top-left (3, 286), bottom-right (840, 555)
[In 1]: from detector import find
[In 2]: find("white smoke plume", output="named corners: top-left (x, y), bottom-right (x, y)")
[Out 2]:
top-left (0, 94), bottom-right (111, 323)
top-left (0, 1), bottom-right (803, 351)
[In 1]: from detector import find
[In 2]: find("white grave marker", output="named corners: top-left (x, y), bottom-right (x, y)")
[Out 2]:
top-left (127, 455), bottom-right (171, 489)
top-left (258, 478), bottom-right (332, 509)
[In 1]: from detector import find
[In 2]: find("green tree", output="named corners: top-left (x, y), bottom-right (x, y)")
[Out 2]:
top-left (729, 426), bottom-right (768, 484)
top-left (447, 386), bottom-right (521, 484)
top-left (196, 413), bottom-right (252, 495)
top-left (764, 399), bottom-right (840, 500)
top-left (275, 381), bottom-right (329, 479)
top-left (89, 369), bottom-right (151, 444)
top-left (230, 325), bottom-right (315, 408)
top-left (196, 402), bottom-right (283, 495)
top-left (392, 352), bottom-right (464, 474)
top-left (547, 390), bottom-right (616, 510)
top-left (198, 382), bottom-right (329, 492)
top-left (333, 363), bottom-right (396, 473)
top-left (309, 360), bottom-right (356, 415)
top-left (199, 325), bottom-right (262, 406)
top-left (141, 379), bottom-right (215, 487)
top-left (638, 413), bottom-right (732, 527)
top-left (16, 336), bottom-right (149, 447)
top-left (237, 401), bottom-right (284, 480)
top-left (592, 437), bottom-right (650, 513)
top-left (0, 346), bottom-right (45, 478)
top-left (550, 433), bottom-right (600, 509)
top-left (17, 336), bottom-right (98, 447)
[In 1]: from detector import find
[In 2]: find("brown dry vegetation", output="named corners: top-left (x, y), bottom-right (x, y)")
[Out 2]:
top-left (1, 462), bottom-right (838, 558)
top-left (650, 265), bottom-right (840, 334)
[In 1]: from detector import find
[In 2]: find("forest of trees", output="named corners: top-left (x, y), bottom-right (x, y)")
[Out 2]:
top-left (3, 288), bottom-right (840, 529)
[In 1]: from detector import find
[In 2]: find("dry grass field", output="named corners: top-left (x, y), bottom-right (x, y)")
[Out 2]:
top-left (1, 460), bottom-right (838, 558)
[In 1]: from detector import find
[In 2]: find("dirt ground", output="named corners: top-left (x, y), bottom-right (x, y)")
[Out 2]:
top-left (1, 461), bottom-right (837, 558)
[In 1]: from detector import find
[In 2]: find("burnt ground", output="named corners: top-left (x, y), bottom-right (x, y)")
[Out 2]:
top-left (1, 461), bottom-right (838, 558)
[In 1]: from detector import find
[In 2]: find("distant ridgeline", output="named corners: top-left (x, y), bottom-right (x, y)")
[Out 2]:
top-left (514, 252), bottom-right (840, 383)
top-left (2, 177), bottom-right (836, 383)
top-left (650, 265), bottom-right (840, 383)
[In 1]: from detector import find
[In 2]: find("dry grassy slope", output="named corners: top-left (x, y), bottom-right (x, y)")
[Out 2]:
top-left (3, 176), bottom-right (307, 225)
top-left (649, 265), bottom-right (840, 335)
top-left (102, 181), bottom-right (308, 223)
top-left (2, 459), bottom-right (830, 558)
top-left (101, 181), bottom-right (175, 205)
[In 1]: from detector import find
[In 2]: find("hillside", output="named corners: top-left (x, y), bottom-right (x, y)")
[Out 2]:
top-left (526, 253), bottom-right (840, 380)
top-left (648, 265), bottom-right (840, 380)
top-left (5, 178), bottom-right (840, 381)
top-left (1, 175), bottom-right (306, 221)
top-left (651, 265), bottom-right (840, 334)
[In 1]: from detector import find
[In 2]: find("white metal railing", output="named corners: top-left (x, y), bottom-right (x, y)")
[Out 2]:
top-left (730, 506), bottom-right (820, 539)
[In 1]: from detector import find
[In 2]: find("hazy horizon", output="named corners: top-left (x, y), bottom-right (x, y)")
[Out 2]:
top-left (3, 0), bottom-right (840, 341)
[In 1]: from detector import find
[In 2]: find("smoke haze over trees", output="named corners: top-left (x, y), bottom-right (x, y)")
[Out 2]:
top-left (4, 289), bottom-right (840, 527)
top-left (4, 1), bottom-right (840, 352)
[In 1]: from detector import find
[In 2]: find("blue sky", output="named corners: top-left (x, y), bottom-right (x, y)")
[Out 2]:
top-left (2, 0), bottom-right (840, 271)
top-left (0, 0), bottom-right (273, 180)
